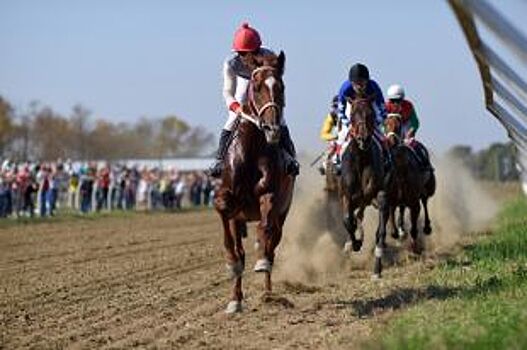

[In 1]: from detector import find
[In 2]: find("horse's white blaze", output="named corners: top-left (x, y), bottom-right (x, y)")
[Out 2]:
top-left (265, 76), bottom-right (276, 101)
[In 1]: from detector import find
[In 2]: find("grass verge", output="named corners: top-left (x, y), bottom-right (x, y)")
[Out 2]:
top-left (0, 206), bottom-right (212, 229)
top-left (368, 196), bottom-right (527, 350)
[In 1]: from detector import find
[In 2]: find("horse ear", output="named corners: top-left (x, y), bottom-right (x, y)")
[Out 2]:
top-left (277, 51), bottom-right (286, 75)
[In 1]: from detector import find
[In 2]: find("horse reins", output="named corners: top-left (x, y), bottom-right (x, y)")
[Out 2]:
top-left (385, 113), bottom-right (403, 142)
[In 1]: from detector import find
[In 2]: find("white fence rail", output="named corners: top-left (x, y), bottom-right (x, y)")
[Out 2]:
top-left (448, 0), bottom-right (527, 194)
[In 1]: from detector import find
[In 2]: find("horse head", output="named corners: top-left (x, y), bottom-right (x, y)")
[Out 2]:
top-left (384, 113), bottom-right (403, 148)
top-left (348, 97), bottom-right (375, 150)
top-left (246, 51), bottom-right (286, 145)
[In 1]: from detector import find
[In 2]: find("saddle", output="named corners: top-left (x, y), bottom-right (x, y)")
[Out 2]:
top-left (404, 139), bottom-right (433, 171)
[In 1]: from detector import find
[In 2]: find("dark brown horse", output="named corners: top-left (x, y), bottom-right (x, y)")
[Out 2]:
top-left (214, 51), bottom-right (295, 313)
top-left (384, 113), bottom-right (436, 253)
top-left (340, 98), bottom-right (389, 279)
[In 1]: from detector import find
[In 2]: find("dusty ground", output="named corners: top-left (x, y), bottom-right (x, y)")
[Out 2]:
top-left (0, 181), bottom-right (520, 349)
top-left (0, 210), bottom-right (481, 350)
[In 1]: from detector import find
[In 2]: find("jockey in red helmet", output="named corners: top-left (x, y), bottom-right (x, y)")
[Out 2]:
top-left (207, 22), bottom-right (299, 178)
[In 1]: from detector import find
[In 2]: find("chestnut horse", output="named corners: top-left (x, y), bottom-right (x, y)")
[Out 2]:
top-left (340, 98), bottom-right (390, 278)
top-left (214, 51), bottom-right (295, 313)
top-left (384, 113), bottom-right (436, 253)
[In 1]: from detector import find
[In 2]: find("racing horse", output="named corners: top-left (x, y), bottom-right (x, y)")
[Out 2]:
top-left (214, 51), bottom-right (295, 313)
top-left (339, 98), bottom-right (390, 278)
top-left (384, 113), bottom-right (436, 253)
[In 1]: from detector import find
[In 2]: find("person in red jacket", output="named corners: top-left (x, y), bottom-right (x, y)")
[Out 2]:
top-left (207, 22), bottom-right (299, 178)
top-left (385, 84), bottom-right (432, 170)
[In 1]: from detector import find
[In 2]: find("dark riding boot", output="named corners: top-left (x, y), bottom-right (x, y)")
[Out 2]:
top-left (415, 144), bottom-right (434, 171)
top-left (383, 148), bottom-right (393, 172)
top-left (280, 126), bottom-right (300, 176)
top-left (207, 129), bottom-right (232, 178)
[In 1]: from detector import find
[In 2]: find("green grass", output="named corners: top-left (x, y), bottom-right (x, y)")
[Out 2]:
top-left (0, 206), bottom-right (212, 229)
top-left (368, 196), bottom-right (527, 350)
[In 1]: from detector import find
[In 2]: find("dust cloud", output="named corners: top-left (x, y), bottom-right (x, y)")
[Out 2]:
top-left (275, 154), bottom-right (499, 283)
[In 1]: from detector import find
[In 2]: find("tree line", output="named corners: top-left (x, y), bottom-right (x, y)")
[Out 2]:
top-left (448, 142), bottom-right (521, 181)
top-left (0, 96), bottom-right (213, 161)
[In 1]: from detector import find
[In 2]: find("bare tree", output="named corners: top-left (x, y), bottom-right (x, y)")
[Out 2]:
top-left (70, 104), bottom-right (92, 159)
top-left (0, 96), bottom-right (15, 157)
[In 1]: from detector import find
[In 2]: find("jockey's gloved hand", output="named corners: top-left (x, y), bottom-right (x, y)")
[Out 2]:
top-left (229, 101), bottom-right (243, 116)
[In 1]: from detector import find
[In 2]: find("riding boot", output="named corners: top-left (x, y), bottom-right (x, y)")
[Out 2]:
top-left (333, 154), bottom-right (342, 176)
top-left (383, 148), bottom-right (393, 172)
top-left (207, 130), bottom-right (232, 178)
top-left (279, 126), bottom-right (300, 176)
top-left (415, 144), bottom-right (434, 171)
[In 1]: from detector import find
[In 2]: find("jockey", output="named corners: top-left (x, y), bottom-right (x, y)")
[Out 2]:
top-left (318, 95), bottom-right (339, 174)
top-left (208, 22), bottom-right (299, 178)
top-left (385, 84), bottom-right (419, 139)
top-left (385, 84), bottom-right (432, 170)
top-left (320, 95), bottom-right (339, 142)
top-left (335, 63), bottom-right (388, 167)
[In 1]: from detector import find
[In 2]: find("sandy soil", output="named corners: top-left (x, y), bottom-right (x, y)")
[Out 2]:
top-left (0, 209), bottom-right (452, 350)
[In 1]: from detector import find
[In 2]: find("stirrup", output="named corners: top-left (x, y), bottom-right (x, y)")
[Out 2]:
top-left (207, 160), bottom-right (224, 178)
top-left (287, 159), bottom-right (300, 176)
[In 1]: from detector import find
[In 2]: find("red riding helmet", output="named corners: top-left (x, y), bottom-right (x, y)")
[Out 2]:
top-left (232, 22), bottom-right (262, 52)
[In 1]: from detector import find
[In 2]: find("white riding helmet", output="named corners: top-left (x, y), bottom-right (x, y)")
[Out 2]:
top-left (387, 84), bottom-right (405, 100)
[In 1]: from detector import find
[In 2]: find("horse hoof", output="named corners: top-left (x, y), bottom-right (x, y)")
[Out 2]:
top-left (423, 226), bottom-right (432, 235)
top-left (371, 273), bottom-right (382, 281)
top-left (343, 241), bottom-right (353, 253)
top-left (398, 227), bottom-right (407, 239)
top-left (226, 261), bottom-right (244, 279)
top-left (352, 240), bottom-right (363, 252)
top-left (225, 300), bottom-right (242, 314)
top-left (254, 258), bottom-right (272, 273)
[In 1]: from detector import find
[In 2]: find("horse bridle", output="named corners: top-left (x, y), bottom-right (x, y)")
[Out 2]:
top-left (385, 113), bottom-right (403, 142)
top-left (239, 66), bottom-right (283, 130)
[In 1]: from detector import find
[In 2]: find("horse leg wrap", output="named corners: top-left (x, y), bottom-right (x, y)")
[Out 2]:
top-left (374, 246), bottom-right (383, 258)
top-left (254, 258), bottom-right (272, 273)
top-left (343, 240), bottom-right (353, 253)
top-left (225, 300), bottom-right (243, 314)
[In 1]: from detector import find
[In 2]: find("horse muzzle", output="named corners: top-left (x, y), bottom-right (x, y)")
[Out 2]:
top-left (262, 124), bottom-right (281, 145)
top-left (356, 136), bottom-right (366, 150)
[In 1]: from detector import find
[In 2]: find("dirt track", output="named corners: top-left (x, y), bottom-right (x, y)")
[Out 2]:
top-left (0, 208), bottom-right (466, 350)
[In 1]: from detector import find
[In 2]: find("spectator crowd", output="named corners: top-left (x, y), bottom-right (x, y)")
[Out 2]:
top-left (0, 158), bottom-right (216, 219)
